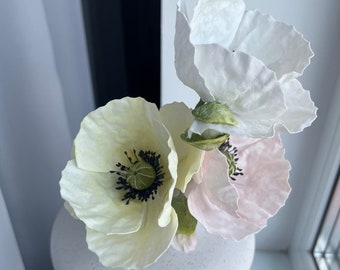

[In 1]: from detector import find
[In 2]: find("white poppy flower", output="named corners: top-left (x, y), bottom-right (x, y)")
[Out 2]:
top-left (60, 97), bottom-right (179, 269)
top-left (175, 0), bottom-right (317, 138)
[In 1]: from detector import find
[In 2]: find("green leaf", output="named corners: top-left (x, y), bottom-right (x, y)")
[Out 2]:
top-left (192, 101), bottom-right (238, 126)
top-left (171, 192), bottom-right (197, 235)
top-left (181, 130), bottom-right (229, 151)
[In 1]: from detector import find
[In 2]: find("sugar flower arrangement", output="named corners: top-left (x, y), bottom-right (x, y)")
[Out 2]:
top-left (59, 0), bottom-right (317, 269)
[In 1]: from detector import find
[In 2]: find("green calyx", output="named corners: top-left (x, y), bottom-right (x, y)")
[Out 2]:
top-left (127, 160), bottom-right (156, 190)
top-left (181, 130), bottom-right (229, 151)
top-left (172, 192), bottom-right (197, 235)
top-left (192, 100), bottom-right (238, 126)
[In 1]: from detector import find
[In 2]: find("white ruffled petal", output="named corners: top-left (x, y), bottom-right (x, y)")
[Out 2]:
top-left (160, 102), bottom-right (204, 192)
top-left (194, 44), bottom-right (284, 107)
top-left (230, 10), bottom-right (314, 82)
top-left (190, 44), bottom-right (294, 137)
top-left (175, 1), bottom-right (214, 102)
top-left (60, 160), bottom-right (145, 234)
top-left (86, 208), bottom-right (178, 270)
top-left (189, 0), bottom-right (245, 47)
top-left (274, 79), bottom-right (318, 134)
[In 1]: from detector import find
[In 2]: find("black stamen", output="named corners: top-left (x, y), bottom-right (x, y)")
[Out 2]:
top-left (219, 138), bottom-right (243, 181)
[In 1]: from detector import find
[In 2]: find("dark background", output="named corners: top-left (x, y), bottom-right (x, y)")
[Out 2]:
top-left (82, 0), bottom-right (161, 108)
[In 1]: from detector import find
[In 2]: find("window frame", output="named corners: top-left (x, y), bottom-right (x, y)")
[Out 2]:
top-left (289, 73), bottom-right (340, 269)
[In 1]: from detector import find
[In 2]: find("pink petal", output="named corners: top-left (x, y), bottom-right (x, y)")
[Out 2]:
top-left (229, 135), bottom-right (291, 226)
top-left (192, 149), bottom-right (238, 215)
top-left (187, 135), bottom-right (291, 240)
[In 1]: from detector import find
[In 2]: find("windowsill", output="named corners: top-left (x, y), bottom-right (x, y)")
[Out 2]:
top-left (251, 251), bottom-right (293, 270)
top-left (252, 250), bottom-right (317, 270)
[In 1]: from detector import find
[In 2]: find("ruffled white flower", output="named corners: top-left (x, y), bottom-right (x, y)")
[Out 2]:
top-left (186, 135), bottom-right (291, 240)
top-left (175, 0), bottom-right (317, 138)
top-left (60, 97), bottom-right (179, 269)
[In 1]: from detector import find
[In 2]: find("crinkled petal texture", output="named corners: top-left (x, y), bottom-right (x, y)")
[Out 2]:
top-left (160, 102), bottom-right (204, 192)
top-left (175, 0), bottom-right (317, 137)
top-left (187, 135), bottom-right (291, 240)
top-left (60, 97), bottom-right (179, 269)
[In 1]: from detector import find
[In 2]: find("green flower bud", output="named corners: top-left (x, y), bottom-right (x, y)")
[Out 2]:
top-left (192, 101), bottom-right (238, 126)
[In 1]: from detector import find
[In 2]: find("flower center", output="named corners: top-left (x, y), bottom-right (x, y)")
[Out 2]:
top-left (126, 160), bottom-right (156, 190)
top-left (219, 139), bottom-right (243, 180)
top-left (110, 149), bottom-right (164, 204)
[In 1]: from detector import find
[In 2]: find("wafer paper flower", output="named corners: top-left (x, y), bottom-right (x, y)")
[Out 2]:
top-left (160, 102), bottom-right (204, 192)
top-left (186, 135), bottom-right (291, 240)
top-left (175, 0), bottom-right (317, 138)
top-left (160, 103), bottom-right (203, 253)
top-left (60, 97), bottom-right (179, 269)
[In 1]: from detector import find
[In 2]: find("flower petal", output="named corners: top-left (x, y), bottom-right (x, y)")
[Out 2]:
top-left (60, 160), bottom-right (145, 234)
top-left (189, 0), bottom-right (245, 47)
top-left (187, 181), bottom-right (260, 240)
top-left (172, 232), bottom-right (197, 253)
top-left (274, 79), bottom-right (318, 134)
top-left (191, 149), bottom-right (239, 215)
top-left (153, 119), bottom-right (178, 228)
top-left (160, 102), bottom-right (204, 192)
top-left (74, 97), bottom-right (166, 173)
top-left (86, 208), bottom-right (178, 270)
top-left (230, 135), bottom-right (291, 227)
top-left (187, 135), bottom-right (291, 239)
top-left (230, 10), bottom-right (314, 82)
top-left (175, 1), bottom-right (214, 102)
top-left (190, 45), bottom-right (288, 137)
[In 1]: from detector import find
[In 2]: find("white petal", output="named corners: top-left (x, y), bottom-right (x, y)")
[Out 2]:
top-left (86, 208), bottom-right (178, 270)
top-left (175, 2), bottom-right (214, 102)
top-left (160, 102), bottom-right (204, 192)
top-left (153, 119), bottom-right (178, 228)
top-left (189, 0), bottom-right (245, 47)
top-left (189, 79), bottom-right (318, 137)
top-left (191, 45), bottom-right (290, 137)
top-left (194, 45), bottom-right (284, 108)
top-left (60, 160), bottom-right (145, 234)
top-left (230, 10), bottom-right (314, 82)
top-left (74, 97), bottom-right (166, 172)
top-left (274, 79), bottom-right (318, 134)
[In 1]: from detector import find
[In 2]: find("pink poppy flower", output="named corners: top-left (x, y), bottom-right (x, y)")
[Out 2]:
top-left (187, 135), bottom-right (291, 240)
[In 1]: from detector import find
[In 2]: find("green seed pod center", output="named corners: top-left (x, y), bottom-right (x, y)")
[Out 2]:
top-left (127, 160), bottom-right (156, 190)
top-left (111, 149), bottom-right (164, 204)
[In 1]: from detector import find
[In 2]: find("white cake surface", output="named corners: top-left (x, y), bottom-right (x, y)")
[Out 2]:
top-left (51, 207), bottom-right (255, 270)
